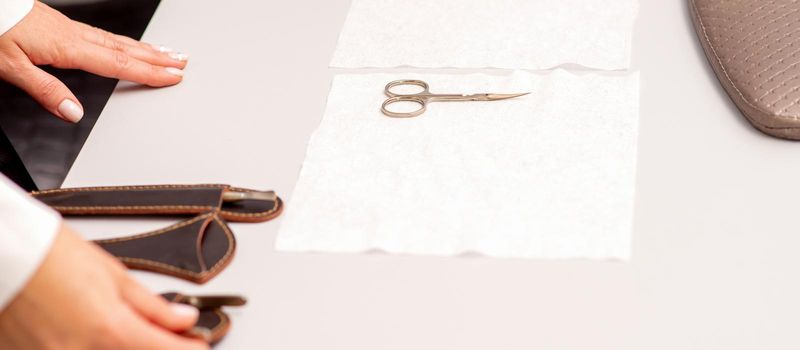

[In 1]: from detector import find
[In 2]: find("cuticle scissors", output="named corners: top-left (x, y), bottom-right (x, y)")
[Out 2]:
top-left (381, 79), bottom-right (530, 118)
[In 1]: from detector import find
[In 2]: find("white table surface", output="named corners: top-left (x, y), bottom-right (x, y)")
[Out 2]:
top-left (63, 1), bottom-right (800, 349)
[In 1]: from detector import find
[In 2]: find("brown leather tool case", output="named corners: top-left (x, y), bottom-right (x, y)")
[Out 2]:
top-left (96, 213), bottom-right (235, 283)
top-left (31, 184), bottom-right (283, 223)
top-left (32, 184), bottom-right (283, 283)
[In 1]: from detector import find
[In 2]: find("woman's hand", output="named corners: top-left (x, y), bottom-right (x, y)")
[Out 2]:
top-left (0, 1), bottom-right (188, 123)
top-left (0, 224), bottom-right (209, 350)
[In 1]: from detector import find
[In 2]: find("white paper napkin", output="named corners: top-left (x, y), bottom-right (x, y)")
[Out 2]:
top-left (277, 70), bottom-right (640, 259)
top-left (330, 0), bottom-right (639, 70)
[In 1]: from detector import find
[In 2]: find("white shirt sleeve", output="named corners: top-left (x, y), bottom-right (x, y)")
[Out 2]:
top-left (0, 174), bottom-right (61, 311)
top-left (0, 0), bottom-right (33, 36)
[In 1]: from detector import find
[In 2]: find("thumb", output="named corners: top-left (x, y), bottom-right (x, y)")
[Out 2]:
top-left (5, 61), bottom-right (84, 123)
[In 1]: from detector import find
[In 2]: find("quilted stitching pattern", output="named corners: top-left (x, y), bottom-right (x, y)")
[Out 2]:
top-left (692, 0), bottom-right (800, 120)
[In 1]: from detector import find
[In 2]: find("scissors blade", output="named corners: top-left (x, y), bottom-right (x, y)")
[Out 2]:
top-left (484, 92), bottom-right (530, 101)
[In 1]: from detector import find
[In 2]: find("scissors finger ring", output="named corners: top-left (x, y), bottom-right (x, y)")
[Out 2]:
top-left (381, 96), bottom-right (427, 118)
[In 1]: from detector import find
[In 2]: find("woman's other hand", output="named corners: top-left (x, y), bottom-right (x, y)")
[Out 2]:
top-left (0, 1), bottom-right (188, 123)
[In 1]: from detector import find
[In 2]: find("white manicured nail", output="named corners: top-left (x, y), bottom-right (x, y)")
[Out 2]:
top-left (169, 52), bottom-right (189, 62)
top-left (165, 67), bottom-right (184, 76)
top-left (170, 303), bottom-right (198, 318)
top-left (57, 99), bottom-right (83, 123)
top-left (152, 44), bottom-right (174, 53)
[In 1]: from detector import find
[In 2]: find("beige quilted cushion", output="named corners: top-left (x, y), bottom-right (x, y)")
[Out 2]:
top-left (690, 0), bottom-right (800, 139)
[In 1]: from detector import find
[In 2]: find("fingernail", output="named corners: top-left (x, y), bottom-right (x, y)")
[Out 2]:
top-left (57, 99), bottom-right (83, 123)
top-left (170, 303), bottom-right (199, 318)
top-left (184, 327), bottom-right (212, 342)
top-left (152, 44), bottom-right (174, 53)
top-left (165, 67), bottom-right (184, 76)
top-left (169, 52), bottom-right (189, 62)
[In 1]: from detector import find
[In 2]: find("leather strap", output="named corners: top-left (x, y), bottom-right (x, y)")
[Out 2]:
top-left (31, 184), bottom-right (283, 223)
top-left (95, 213), bottom-right (235, 284)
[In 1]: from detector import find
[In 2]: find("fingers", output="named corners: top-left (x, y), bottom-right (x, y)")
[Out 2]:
top-left (66, 42), bottom-right (184, 87)
top-left (77, 23), bottom-right (188, 69)
top-left (120, 278), bottom-right (199, 332)
top-left (0, 52), bottom-right (83, 123)
top-left (119, 309), bottom-right (209, 350)
top-left (122, 41), bottom-right (189, 70)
